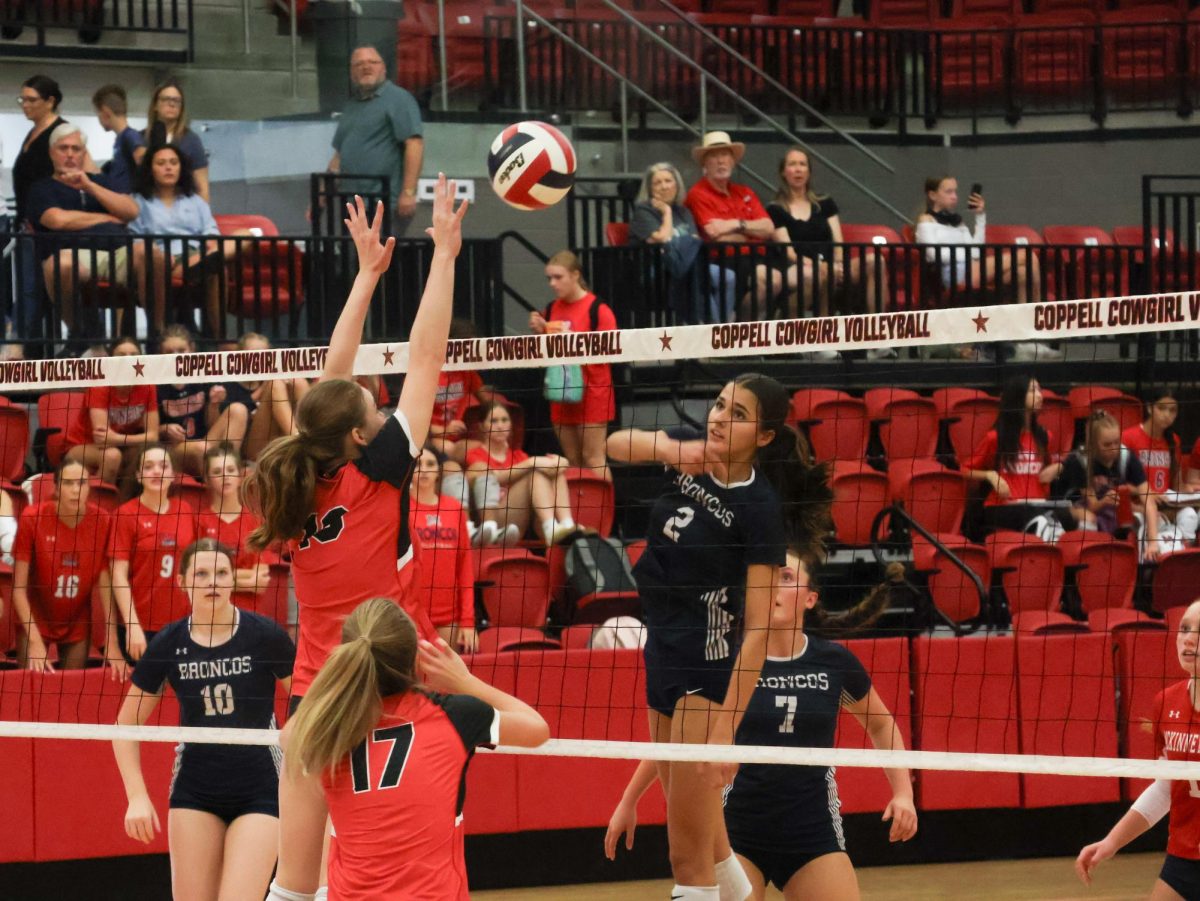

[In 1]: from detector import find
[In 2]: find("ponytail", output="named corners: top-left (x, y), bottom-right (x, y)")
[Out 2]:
top-left (285, 598), bottom-right (419, 779)
top-left (797, 551), bottom-right (895, 640)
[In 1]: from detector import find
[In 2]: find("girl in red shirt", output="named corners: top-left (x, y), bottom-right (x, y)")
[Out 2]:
top-left (110, 444), bottom-right (196, 662)
top-left (10, 459), bottom-right (112, 672)
top-left (965, 376), bottom-right (1063, 533)
top-left (464, 402), bottom-right (575, 547)
top-left (270, 598), bottom-right (548, 901)
top-left (528, 250), bottom-right (616, 477)
top-left (410, 448), bottom-right (476, 653)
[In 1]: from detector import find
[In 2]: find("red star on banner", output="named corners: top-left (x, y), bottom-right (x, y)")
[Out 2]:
top-left (972, 311), bottom-right (989, 333)
top-left (382, 347), bottom-right (395, 366)
top-left (132, 360), bottom-right (145, 377)
top-left (659, 331), bottom-right (673, 351)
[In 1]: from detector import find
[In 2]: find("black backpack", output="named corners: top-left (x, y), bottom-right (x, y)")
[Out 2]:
top-left (563, 534), bottom-right (638, 606)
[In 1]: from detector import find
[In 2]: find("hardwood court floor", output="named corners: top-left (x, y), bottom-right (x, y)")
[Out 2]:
top-left (475, 851), bottom-right (1163, 900)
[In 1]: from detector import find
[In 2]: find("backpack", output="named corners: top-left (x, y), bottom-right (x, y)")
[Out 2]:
top-left (563, 534), bottom-right (638, 606)
top-left (542, 297), bottom-right (608, 405)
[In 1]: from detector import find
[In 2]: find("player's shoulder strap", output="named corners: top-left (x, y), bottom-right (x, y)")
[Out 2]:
top-left (545, 296), bottom-right (604, 332)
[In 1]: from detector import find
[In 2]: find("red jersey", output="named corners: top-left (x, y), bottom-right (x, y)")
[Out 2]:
top-left (195, 506), bottom-right (281, 606)
top-left (409, 496), bottom-right (474, 629)
top-left (323, 691), bottom-right (499, 900)
top-left (1124, 425), bottom-right (1179, 495)
top-left (65, 385), bottom-right (157, 448)
top-left (431, 371), bottom-right (482, 429)
top-left (13, 501), bottom-right (111, 643)
top-left (465, 445), bottom-right (528, 471)
top-left (685, 177), bottom-right (770, 246)
top-left (288, 409), bottom-right (429, 695)
top-left (1154, 681), bottom-right (1200, 860)
top-left (109, 497), bottom-right (196, 631)
top-left (545, 293), bottom-right (617, 426)
top-left (965, 429), bottom-right (1052, 506)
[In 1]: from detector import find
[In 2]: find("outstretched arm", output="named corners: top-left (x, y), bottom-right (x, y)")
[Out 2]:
top-left (397, 173), bottom-right (468, 450)
top-left (321, 195), bottom-right (397, 383)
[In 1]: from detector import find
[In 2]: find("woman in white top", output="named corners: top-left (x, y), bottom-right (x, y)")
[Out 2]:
top-left (914, 176), bottom-right (1040, 304)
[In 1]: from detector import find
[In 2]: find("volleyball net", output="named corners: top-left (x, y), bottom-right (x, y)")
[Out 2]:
top-left (3, 291), bottom-right (1200, 807)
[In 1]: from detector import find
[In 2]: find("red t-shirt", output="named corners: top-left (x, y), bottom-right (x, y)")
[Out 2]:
top-left (13, 501), bottom-right (111, 641)
top-left (409, 496), bottom-right (474, 629)
top-left (965, 429), bottom-right (1052, 506)
top-left (287, 409), bottom-right (431, 696)
top-left (108, 497), bottom-right (196, 631)
top-left (465, 445), bottom-right (528, 471)
top-left (685, 177), bottom-right (770, 241)
top-left (432, 371), bottom-right (482, 430)
top-left (1122, 425), bottom-right (1178, 495)
top-left (323, 691), bottom-right (499, 900)
top-left (196, 506), bottom-right (282, 606)
top-left (544, 293), bottom-right (617, 425)
top-left (1154, 681), bottom-right (1200, 860)
top-left (65, 385), bottom-right (157, 448)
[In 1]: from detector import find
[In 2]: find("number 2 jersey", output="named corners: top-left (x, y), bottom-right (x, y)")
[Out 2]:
top-left (132, 610), bottom-right (295, 801)
top-left (633, 429), bottom-right (787, 663)
top-left (723, 637), bottom-right (871, 852)
top-left (288, 407), bottom-right (432, 695)
top-left (1154, 680), bottom-right (1200, 860)
top-left (323, 690), bottom-right (500, 900)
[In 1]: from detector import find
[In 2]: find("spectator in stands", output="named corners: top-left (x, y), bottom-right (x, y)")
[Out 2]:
top-left (685, 131), bottom-right (780, 322)
top-left (92, 83), bottom-right (145, 194)
top-left (1059, 410), bottom-right (1165, 561)
top-left (11, 74), bottom-right (67, 352)
top-left (64, 365), bottom-right (158, 485)
top-left (429, 318), bottom-right (490, 466)
top-left (156, 326), bottom-right (249, 478)
top-left (965, 375), bottom-right (1065, 534)
top-left (10, 460), bottom-right (112, 672)
top-left (196, 442), bottom-right (281, 613)
top-left (529, 250), bottom-right (616, 477)
top-left (325, 45), bottom-right (424, 232)
top-left (465, 401), bottom-right (576, 547)
top-left (410, 447), bottom-right (476, 653)
top-left (223, 331), bottom-right (310, 461)
top-left (628, 162), bottom-right (707, 323)
top-left (144, 78), bottom-right (209, 203)
top-left (1122, 391), bottom-right (1198, 551)
top-left (27, 123), bottom-right (138, 343)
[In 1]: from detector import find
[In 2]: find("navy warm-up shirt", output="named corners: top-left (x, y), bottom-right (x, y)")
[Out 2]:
top-left (634, 428), bottom-right (787, 663)
top-left (133, 610), bottom-right (295, 789)
top-left (724, 637), bottom-right (871, 851)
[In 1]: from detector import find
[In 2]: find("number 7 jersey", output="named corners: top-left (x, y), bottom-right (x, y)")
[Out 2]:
top-left (1154, 680), bottom-right (1200, 860)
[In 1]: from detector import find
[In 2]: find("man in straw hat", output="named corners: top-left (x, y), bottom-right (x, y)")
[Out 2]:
top-left (684, 131), bottom-right (781, 322)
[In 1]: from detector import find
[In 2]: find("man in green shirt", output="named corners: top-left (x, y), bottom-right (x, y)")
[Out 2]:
top-left (327, 45), bottom-right (424, 232)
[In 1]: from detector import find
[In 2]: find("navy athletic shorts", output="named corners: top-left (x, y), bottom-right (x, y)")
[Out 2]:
top-left (1160, 853), bottom-right (1200, 901)
top-left (643, 643), bottom-right (732, 717)
top-left (170, 774), bottom-right (279, 824)
top-left (731, 839), bottom-right (848, 891)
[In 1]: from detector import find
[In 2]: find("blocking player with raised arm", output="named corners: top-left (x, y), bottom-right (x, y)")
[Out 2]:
top-left (112, 539), bottom-right (295, 901)
top-left (606, 550), bottom-right (917, 901)
top-left (1076, 597), bottom-right (1200, 901)
top-left (606, 374), bottom-right (832, 901)
top-left (267, 598), bottom-right (549, 901)
top-left (245, 175), bottom-right (468, 707)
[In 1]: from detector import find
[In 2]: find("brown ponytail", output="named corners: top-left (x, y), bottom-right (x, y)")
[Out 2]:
top-left (798, 550), bottom-right (894, 639)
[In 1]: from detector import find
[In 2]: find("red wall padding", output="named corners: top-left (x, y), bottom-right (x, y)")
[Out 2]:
top-left (912, 635), bottom-right (1022, 811)
top-left (1114, 630), bottom-right (1177, 800)
top-left (1016, 632), bottom-right (1120, 807)
top-left (0, 737), bottom-right (34, 862)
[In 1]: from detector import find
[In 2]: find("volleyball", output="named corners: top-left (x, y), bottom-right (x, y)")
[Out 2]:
top-left (487, 120), bottom-right (576, 211)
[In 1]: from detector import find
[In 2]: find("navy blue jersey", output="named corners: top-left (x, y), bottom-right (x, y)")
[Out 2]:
top-left (724, 637), bottom-right (871, 852)
top-left (158, 383), bottom-right (209, 440)
top-left (634, 428), bottom-right (787, 663)
top-left (132, 610), bottom-right (294, 791)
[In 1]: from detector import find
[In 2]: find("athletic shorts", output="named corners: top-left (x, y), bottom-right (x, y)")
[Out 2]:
top-left (643, 644), bottom-right (732, 717)
top-left (731, 839), bottom-right (847, 891)
top-left (116, 625), bottom-right (158, 666)
top-left (1159, 853), bottom-right (1200, 900)
top-left (219, 381), bottom-right (258, 417)
top-left (170, 775), bottom-right (279, 824)
top-left (32, 605), bottom-right (90, 645)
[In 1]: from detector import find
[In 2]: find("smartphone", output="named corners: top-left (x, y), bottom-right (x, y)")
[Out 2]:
top-left (970, 182), bottom-right (983, 197)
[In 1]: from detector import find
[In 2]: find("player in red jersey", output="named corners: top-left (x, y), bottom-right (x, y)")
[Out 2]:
top-left (269, 598), bottom-right (548, 901)
top-left (10, 459), bottom-right (112, 672)
top-left (64, 380), bottom-right (159, 486)
top-left (1077, 597), bottom-right (1200, 899)
top-left (1123, 391), bottom-right (1183, 496)
top-left (245, 176), bottom-right (467, 702)
top-left (195, 442), bottom-right (282, 615)
top-left (409, 447), bottom-right (475, 653)
top-left (110, 444), bottom-right (196, 662)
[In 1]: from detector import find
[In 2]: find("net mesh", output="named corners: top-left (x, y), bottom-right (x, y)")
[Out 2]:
top-left (3, 293), bottom-right (1200, 803)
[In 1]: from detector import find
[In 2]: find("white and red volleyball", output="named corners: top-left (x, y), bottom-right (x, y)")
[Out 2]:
top-left (487, 121), bottom-right (576, 211)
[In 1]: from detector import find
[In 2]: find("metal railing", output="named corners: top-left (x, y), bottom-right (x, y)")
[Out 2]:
top-left (0, 0), bottom-right (193, 62)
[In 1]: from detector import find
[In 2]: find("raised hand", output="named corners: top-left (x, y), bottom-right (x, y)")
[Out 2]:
top-left (344, 195), bottom-right (395, 278)
top-left (426, 172), bottom-right (468, 258)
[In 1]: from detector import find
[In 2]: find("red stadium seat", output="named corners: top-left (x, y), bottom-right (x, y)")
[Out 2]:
top-left (888, 459), bottom-right (968, 535)
top-left (1030, 0), bottom-right (1102, 13)
top-left (687, 13), bottom-right (770, 106)
top-left (86, 478), bottom-right (120, 513)
top-left (625, 538), bottom-right (647, 567)
top-left (563, 467), bottom-right (615, 537)
top-left (395, 1), bottom-right (438, 94)
top-left (1112, 225), bottom-right (1194, 292)
top-left (1038, 388), bottom-right (1076, 457)
top-left (867, 0), bottom-right (938, 24)
top-left (0, 566), bottom-right (14, 659)
top-left (775, 0), bottom-right (837, 14)
top-left (171, 473), bottom-right (207, 509)
top-left (604, 222), bottom-right (630, 247)
top-left (0, 399), bottom-right (29, 483)
top-left (560, 624), bottom-right (596, 649)
top-left (214, 214), bottom-right (305, 317)
top-left (478, 549), bottom-right (551, 628)
top-left (1057, 531), bottom-right (1155, 631)
top-left (1114, 627), bottom-right (1176, 798)
top-left (22, 472), bottom-right (53, 507)
top-left (1042, 225), bottom-right (1128, 299)
top-left (1100, 7), bottom-right (1184, 101)
top-left (476, 626), bottom-right (562, 654)
top-left (837, 223), bottom-right (920, 310)
top-left (912, 635), bottom-right (1021, 810)
top-left (931, 386), bottom-right (993, 421)
top-left (950, 0), bottom-right (1021, 18)
top-left (790, 390), bottom-right (869, 462)
top-left (930, 16), bottom-right (1009, 105)
top-left (1151, 548), bottom-right (1200, 614)
top-left (1066, 384), bottom-right (1123, 423)
top-left (939, 392), bottom-right (1000, 468)
top-left (865, 389), bottom-right (939, 465)
top-left (1012, 13), bottom-right (1097, 109)
top-left (441, 4), bottom-right (509, 91)
top-left (911, 533), bottom-right (991, 624)
top-left (830, 461), bottom-right (889, 546)
top-left (1016, 632), bottom-right (1120, 806)
top-left (987, 531), bottom-right (1076, 633)
top-left (36, 391), bottom-right (85, 470)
